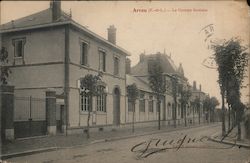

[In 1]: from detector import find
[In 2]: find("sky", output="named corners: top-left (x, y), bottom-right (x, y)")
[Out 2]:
top-left (1, 1), bottom-right (249, 106)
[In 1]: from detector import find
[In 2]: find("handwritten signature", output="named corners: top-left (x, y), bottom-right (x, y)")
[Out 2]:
top-left (131, 134), bottom-right (240, 158)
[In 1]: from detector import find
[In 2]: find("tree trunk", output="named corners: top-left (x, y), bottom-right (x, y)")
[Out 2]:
top-left (208, 108), bottom-right (210, 124)
top-left (86, 95), bottom-right (92, 139)
top-left (237, 109), bottom-right (241, 140)
top-left (132, 102), bottom-right (135, 133)
top-left (228, 104), bottom-right (231, 133)
top-left (184, 104), bottom-right (187, 127)
top-left (193, 104), bottom-right (195, 125)
top-left (221, 92), bottom-right (226, 136)
top-left (237, 121), bottom-right (241, 141)
top-left (232, 110), bottom-right (236, 128)
top-left (198, 104), bottom-right (200, 124)
top-left (174, 101), bottom-right (177, 128)
top-left (158, 98), bottom-right (161, 130)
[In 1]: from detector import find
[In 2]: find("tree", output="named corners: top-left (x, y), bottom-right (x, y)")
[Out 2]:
top-left (211, 37), bottom-right (249, 138)
top-left (0, 47), bottom-right (11, 85)
top-left (203, 96), bottom-right (219, 123)
top-left (210, 96), bottom-right (219, 122)
top-left (80, 73), bottom-right (102, 138)
top-left (127, 84), bottom-right (139, 133)
top-left (203, 96), bottom-right (211, 123)
top-left (148, 56), bottom-right (167, 130)
top-left (171, 75), bottom-right (178, 128)
top-left (193, 97), bottom-right (201, 124)
top-left (179, 85), bottom-right (192, 126)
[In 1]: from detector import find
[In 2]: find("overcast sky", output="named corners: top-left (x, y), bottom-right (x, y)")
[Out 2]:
top-left (1, 1), bottom-right (249, 105)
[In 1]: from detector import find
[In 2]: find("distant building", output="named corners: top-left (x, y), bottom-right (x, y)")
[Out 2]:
top-left (126, 52), bottom-right (207, 126)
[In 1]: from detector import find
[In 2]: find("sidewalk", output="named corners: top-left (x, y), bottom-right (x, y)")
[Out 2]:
top-left (1, 122), bottom-right (217, 159)
top-left (210, 123), bottom-right (250, 148)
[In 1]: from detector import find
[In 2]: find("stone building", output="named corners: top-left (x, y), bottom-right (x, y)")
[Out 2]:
top-left (126, 52), bottom-right (207, 126)
top-left (0, 1), bottom-right (129, 137)
top-left (0, 1), bottom-right (210, 139)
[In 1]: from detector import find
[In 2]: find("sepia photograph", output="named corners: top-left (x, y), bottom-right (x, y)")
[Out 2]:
top-left (0, 0), bottom-right (250, 162)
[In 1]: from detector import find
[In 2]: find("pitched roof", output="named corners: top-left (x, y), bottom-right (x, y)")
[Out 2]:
top-left (126, 74), bottom-right (152, 92)
top-left (0, 8), bottom-right (70, 30)
top-left (131, 53), bottom-right (178, 76)
top-left (0, 7), bottom-right (130, 56)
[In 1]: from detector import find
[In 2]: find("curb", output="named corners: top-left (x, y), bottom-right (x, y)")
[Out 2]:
top-left (93, 123), bottom-right (220, 144)
top-left (1, 147), bottom-right (59, 160)
top-left (2, 123), bottom-right (219, 159)
top-left (209, 133), bottom-right (250, 149)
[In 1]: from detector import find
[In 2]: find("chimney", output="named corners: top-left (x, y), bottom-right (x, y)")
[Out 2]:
top-left (107, 25), bottom-right (116, 44)
top-left (126, 58), bottom-right (131, 74)
top-left (193, 81), bottom-right (197, 90)
top-left (50, 0), bottom-right (61, 21)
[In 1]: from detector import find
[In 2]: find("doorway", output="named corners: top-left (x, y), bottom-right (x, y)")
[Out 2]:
top-left (113, 87), bottom-right (120, 125)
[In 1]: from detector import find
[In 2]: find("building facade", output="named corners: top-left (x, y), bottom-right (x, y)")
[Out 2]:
top-left (126, 52), bottom-right (208, 126)
top-left (0, 1), bottom-right (129, 136)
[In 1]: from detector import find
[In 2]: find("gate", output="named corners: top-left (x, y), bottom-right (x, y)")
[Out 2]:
top-left (14, 96), bottom-right (47, 138)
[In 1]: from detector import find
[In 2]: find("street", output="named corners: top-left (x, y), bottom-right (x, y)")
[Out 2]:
top-left (5, 125), bottom-right (250, 163)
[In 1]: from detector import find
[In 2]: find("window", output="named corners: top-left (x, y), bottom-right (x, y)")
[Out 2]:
top-left (96, 86), bottom-right (106, 112)
top-left (99, 50), bottom-right (106, 72)
top-left (148, 59), bottom-right (155, 73)
top-left (128, 100), bottom-right (133, 112)
top-left (80, 42), bottom-right (88, 65)
top-left (13, 38), bottom-right (25, 58)
top-left (139, 92), bottom-right (145, 112)
top-left (148, 95), bottom-right (153, 112)
top-left (80, 94), bottom-right (90, 112)
top-left (172, 103), bottom-right (175, 119)
top-left (114, 57), bottom-right (119, 75)
top-left (167, 103), bottom-right (171, 117)
top-left (157, 100), bottom-right (161, 112)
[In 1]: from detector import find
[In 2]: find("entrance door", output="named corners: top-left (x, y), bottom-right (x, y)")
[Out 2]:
top-left (56, 105), bottom-right (64, 133)
top-left (113, 88), bottom-right (120, 125)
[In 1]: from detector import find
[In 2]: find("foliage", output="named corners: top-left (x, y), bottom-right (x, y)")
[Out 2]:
top-left (211, 37), bottom-right (248, 138)
top-left (148, 55), bottom-right (167, 130)
top-left (127, 83), bottom-right (139, 132)
top-left (80, 73), bottom-right (102, 97)
top-left (210, 96), bottom-right (220, 109)
top-left (179, 86), bottom-right (192, 105)
top-left (211, 37), bottom-right (248, 104)
top-left (0, 47), bottom-right (11, 85)
top-left (193, 97), bottom-right (200, 108)
top-left (80, 73), bottom-right (103, 138)
top-left (127, 83), bottom-right (139, 103)
top-left (203, 96), bottom-right (219, 112)
top-left (148, 56), bottom-right (167, 98)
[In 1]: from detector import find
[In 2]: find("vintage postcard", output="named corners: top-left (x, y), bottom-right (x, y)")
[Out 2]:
top-left (0, 1), bottom-right (249, 163)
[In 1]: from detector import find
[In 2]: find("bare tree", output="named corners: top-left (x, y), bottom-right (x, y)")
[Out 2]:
top-left (80, 74), bottom-right (102, 138)
top-left (148, 56), bottom-right (167, 130)
top-left (127, 84), bottom-right (139, 133)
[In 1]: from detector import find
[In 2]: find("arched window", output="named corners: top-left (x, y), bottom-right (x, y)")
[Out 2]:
top-left (167, 102), bottom-right (171, 116)
top-left (80, 93), bottom-right (90, 112)
top-left (148, 95), bottom-right (153, 112)
top-left (139, 92), bottom-right (145, 112)
top-left (96, 85), bottom-right (107, 112)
